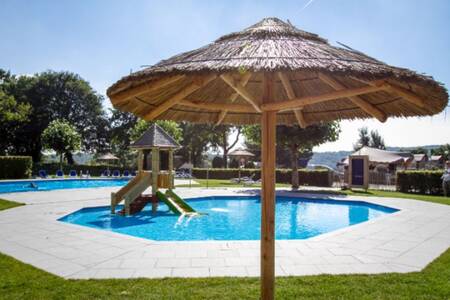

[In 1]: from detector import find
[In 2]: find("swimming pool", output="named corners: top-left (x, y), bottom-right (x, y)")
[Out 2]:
top-left (0, 178), bottom-right (130, 194)
top-left (60, 196), bottom-right (398, 241)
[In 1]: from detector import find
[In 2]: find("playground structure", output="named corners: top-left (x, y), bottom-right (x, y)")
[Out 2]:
top-left (110, 124), bottom-right (197, 216)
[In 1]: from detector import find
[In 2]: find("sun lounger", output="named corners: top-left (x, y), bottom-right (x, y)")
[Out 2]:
top-left (69, 170), bottom-right (77, 178)
top-left (80, 170), bottom-right (90, 178)
top-left (123, 170), bottom-right (131, 177)
top-left (101, 170), bottom-right (110, 177)
top-left (38, 170), bottom-right (48, 178)
top-left (242, 178), bottom-right (261, 186)
top-left (56, 170), bottom-right (64, 178)
top-left (112, 170), bottom-right (120, 177)
top-left (230, 174), bottom-right (255, 184)
top-left (176, 171), bottom-right (193, 179)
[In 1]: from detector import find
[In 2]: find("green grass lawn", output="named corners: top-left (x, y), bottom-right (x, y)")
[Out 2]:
top-left (342, 189), bottom-right (450, 205)
top-left (0, 198), bottom-right (24, 211)
top-left (295, 188), bottom-right (450, 206)
top-left (0, 193), bottom-right (449, 299)
top-left (0, 247), bottom-right (448, 299)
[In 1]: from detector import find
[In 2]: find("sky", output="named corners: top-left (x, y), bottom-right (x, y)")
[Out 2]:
top-left (1, 0), bottom-right (449, 152)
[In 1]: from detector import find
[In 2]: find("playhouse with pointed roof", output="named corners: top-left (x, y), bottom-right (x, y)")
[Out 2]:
top-left (110, 124), bottom-right (196, 216)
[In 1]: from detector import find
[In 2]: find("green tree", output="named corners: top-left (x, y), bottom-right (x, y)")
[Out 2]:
top-left (210, 125), bottom-right (241, 168)
top-left (41, 120), bottom-right (82, 169)
top-left (0, 89), bottom-right (31, 155)
top-left (4, 70), bottom-right (108, 161)
top-left (212, 156), bottom-right (224, 168)
top-left (130, 120), bottom-right (182, 143)
top-left (178, 123), bottom-right (216, 167)
top-left (353, 127), bottom-right (370, 150)
top-left (369, 130), bottom-right (386, 150)
top-left (432, 144), bottom-right (450, 160)
top-left (242, 123), bottom-right (340, 189)
top-left (410, 147), bottom-right (428, 155)
top-left (354, 127), bottom-right (385, 150)
top-left (108, 109), bottom-right (138, 167)
top-left (108, 111), bottom-right (184, 168)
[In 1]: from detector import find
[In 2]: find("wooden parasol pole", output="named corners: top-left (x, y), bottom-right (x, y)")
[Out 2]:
top-left (261, 72), bottom-right (277, 300)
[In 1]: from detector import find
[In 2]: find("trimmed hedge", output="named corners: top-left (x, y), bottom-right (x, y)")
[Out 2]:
top-left (192, 168), bottom-right (332, 187)
top-left (397, 170), bottom-right (444, 195)
top-left (32, 163), bottom-right (133, 177)
top-left (0, 156), bottom-right (33, 179)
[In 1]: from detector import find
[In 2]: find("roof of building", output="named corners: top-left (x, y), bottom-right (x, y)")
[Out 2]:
top-left (130, 124), bottom-right (180, 149)
top-left (430, 155), bottom-right (444, 161)
top-left (343, 146), bottom-right (412, 165)
top-left (413, 154), bottom-right (428, 162)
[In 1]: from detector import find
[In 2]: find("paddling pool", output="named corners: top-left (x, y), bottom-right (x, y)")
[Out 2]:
top-left (0, 178), bottom-right (130, 194)
top-left (60, 196), bottom-right (398, 241)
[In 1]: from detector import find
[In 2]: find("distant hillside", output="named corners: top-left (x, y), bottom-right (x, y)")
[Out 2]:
top-left (309, 151), bottom-right (352, 169)
top-left (310, 145), bottom-right (443, 169)
top-left (386, 145), bottom-right (441, 152)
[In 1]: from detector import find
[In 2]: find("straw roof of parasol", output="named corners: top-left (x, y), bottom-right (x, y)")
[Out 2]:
top-left (228, 148), bottom-right (255, 157)
top-left (107, 18), bottom-right (448, 127)
top-left (97, 153), bottom-right (119, 160)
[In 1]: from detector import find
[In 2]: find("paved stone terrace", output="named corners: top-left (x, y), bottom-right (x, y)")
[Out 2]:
top-left (0, 186), bottom-right (449, 279)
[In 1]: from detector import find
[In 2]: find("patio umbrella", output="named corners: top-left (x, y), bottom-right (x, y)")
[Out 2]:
top-left (228, 148), bottom-right (255, 158)
top-left (228, 148), bottom-right (255, 169)
top-left (107, 18), bottom-right (448, 299)
top-left (97, 153), bottom-right (119, 172)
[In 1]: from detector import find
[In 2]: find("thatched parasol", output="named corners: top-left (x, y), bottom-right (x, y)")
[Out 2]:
top-left (97, 153), bottom-right (119, 172)
top-left (97, 153), bottom-right (119, 161)
top-left (107, 18), bottom-right (448, 300)
top-left (228, 148), bottom-right (255, 158)
top-left (229, 148), bottom-right (255, 167)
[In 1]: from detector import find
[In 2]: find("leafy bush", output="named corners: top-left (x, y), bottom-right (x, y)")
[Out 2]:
top-left (211, 156), bottom-right (224, 168)
top-left (397, 170), bottom-right (444, 195)
top-left (32, 163), bottom-right (132, 177)
top-left (0, 156), bottom-right (33, 179)
top-left (192, 168), bottom-right (332, 187)
top-left (229, 159), bottom-right (239, 168)
top-left (244, 161), bottom-right (255, 168)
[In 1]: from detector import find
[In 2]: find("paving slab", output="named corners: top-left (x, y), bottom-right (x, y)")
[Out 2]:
top-left (0, 186), bottom-right (449, 279)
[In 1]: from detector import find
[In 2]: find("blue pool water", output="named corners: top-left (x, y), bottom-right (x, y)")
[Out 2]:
top-left (0, 178), bottom-right (130, 193)
top-left (59, 196), bottom-right (398, 241)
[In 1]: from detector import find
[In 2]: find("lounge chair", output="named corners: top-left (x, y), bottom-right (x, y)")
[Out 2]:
top-left (69, 170), bottom-right (77, 178)
top-left (56, 170), bottom-right (64, 178)
top-left (38, 170), bottom-right (48, 179)
top-left (231, 174), bottom-right (255, 184)
top-left (80, 170), bottom-right (90, 178)
top-left (243, 178), bottom-right (261, 186)
top-left (112, 170), bottom-right (120, 177)
top-left (101, 170), bottom-right (110, 177)
top-left (230, 177), bottom-right (241, 183)
top-left (131, 170), bottom-right (137, 177)
top-left (123, 170), bottom-right (131, 177)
